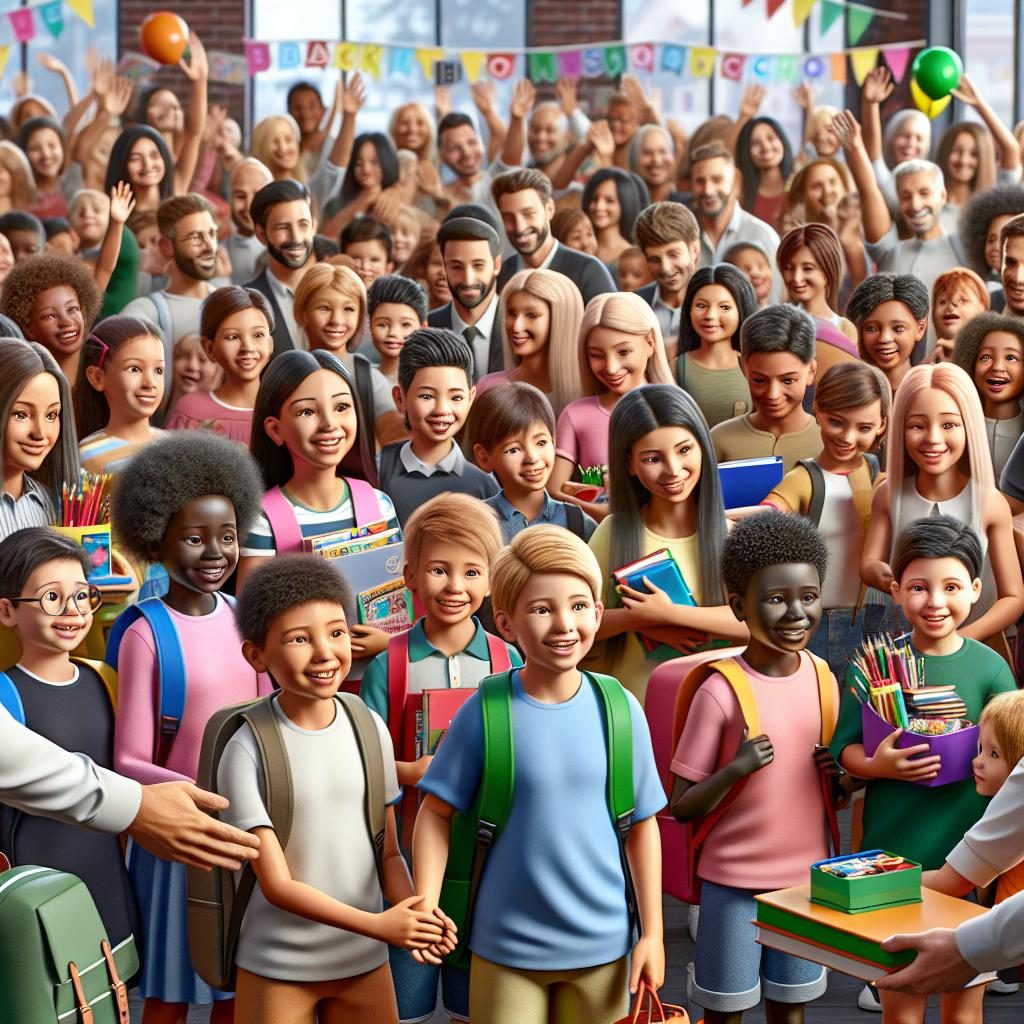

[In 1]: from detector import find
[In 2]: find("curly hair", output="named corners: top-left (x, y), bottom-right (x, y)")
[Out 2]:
top-left (721, 510), bottom-right (829, 597)
top-left (0, 254), bottom-right (102, 337)
top-left (111, 430), bottom-right (264, 564)
top-left (235, 554), bottom-right (354, 647)
top-left (957, 184), bottom-right (1024, 277)
top-left (952, 311), bottom-right (1024, 378)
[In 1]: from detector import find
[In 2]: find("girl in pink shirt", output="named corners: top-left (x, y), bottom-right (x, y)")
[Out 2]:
top-left (110, 429), bottom-right (271, 1024)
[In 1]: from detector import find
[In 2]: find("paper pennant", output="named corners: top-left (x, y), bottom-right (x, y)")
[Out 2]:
top-left (486, 52), bottom-right (516, 80)
top-left (460, 50), bottom-right (484, 83)
top-left (742, 0), bottom-right (756, 6)
top-left (793, 0), bottom-right (816, 27)
top-left (361, 44), bottom-right (383, 78)
top-left (628, 43), bottom-right (655, 73)
top-left (775, 54), bottom-right (799, 81)
top-left (750, 55), bottom-right (774, 81)
top-left (830, 51), bottom-right (847, 83)
top-left (245, 41), bottom-right (271, 76)
top-left (0, 45), bottom-right (10, 80)
top-left (660, 44), bottom-right (686, 75)
top-left (278, 42), bottom-right (302, 70)
top-left (819, 0), bottom-right (843, 36)
top-left (414, 47), bottom-right (443, 80)
top-left (604, 44), bottom-right (627, 76)
top-left (305, 41), bottom-right (330, 69)
top-left (766, 0), bottom-right (787, 18)
top-left (528, 50), bottom-right (557, 82)
top-left (7, 8), bottom-right (34, 43)
top-left (389, 48), bottom-right (414, 76)
top-left (847, 5), bottom-right (875, 46)
top-left (803, 54), bottom-right (827, 79)
top-left (581, 47), bottom-right (605, 77)
top-left (849, 47), bottom-right (878, 86)
top-left (65, 0), bottom-right (93, 28)
top-left (883, 46), bottom-right (911, 83)
top-left (332, 42), bottom-right (357, 71)
top-left (720, 53), bottom-right (746, 81)
top-left (435, 60), bottom-right (461, 85)
top-left (558, 49), bottom-right (582, 78)
top-left (689, 47), bottom-right (715, 78)
top-left (40, 0), bottom-right (63, 39)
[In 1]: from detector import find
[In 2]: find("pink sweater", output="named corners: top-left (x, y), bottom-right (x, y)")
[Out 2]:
top-left (113, 594), bottom-right (272, 784)
top-left (165, 390), bottom-right (255, 447)
top-left (555, 395), bottom-right (612, 470)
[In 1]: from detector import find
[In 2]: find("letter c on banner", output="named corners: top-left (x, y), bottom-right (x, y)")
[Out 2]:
top-left (803, 55), bottom-right (825, 79)
top-left (751, 56), bottom-right (772, 81)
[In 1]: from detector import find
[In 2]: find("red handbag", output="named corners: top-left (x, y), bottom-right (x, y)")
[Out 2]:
top-left (614, 981), bottom-right (690, 1023)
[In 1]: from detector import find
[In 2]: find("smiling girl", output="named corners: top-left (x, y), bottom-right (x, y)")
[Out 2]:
top-left (777, 224), bottom-right (857, 342)
top-left (165, 286), bottom-right (275, 444)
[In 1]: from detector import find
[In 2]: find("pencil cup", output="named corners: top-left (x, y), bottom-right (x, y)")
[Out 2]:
top-left (53, 524), bottom-right (113, 581)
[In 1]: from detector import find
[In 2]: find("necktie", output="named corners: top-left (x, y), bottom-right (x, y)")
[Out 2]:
top-left (462, 325), bottom-right (479, 345)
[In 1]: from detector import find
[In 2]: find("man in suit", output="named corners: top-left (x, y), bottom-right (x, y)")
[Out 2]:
top-left (493, 167), bottom-right (615, 305)
top-left (634, 201), bottom-right (701, 361)
top-left (244, 178), bottom-right (318, 356)
top-left (427, 217), bottom-right (503, 381)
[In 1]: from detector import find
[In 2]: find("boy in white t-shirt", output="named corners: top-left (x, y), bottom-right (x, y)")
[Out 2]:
top-left (218, 556), bottom-right (452, 1023)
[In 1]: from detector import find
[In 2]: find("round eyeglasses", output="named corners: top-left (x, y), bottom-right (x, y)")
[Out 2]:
top-left (6, 585), bottom-right (103, 617)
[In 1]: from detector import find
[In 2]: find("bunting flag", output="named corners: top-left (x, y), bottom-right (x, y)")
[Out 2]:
top-left (750, 55), bottom-right (774, 80)
top-left (803, 54), bottom-right (827, 78)
top-left (742, 0), bottom-right (756, 6)
top-left (389, 47), bottom-right (415, 76)
top-left (39, 0), bottom-right (63, 39)
top-left (581, 47), bottom-right (605, 77)
top-left (277, 41), bottom-right (301, 70)
top-left (766, 0), bottom-right (787, 18)
top-left (245, 41), bottom-right (271, 76)
top-left (628, 43), bottom-right (655, 73)
top-left (64, 0), bottom-right (92, 28)
top-left (0, 45), bottom-right (10, 80)
top-left (331, 42), bottom-right (359, 70)
top-left (485, 52), bottom-right (516, 80)
top-left (8, 8), bottom-right (35, 42)
top-left (304, 40), bottom-right (330, 69)
top-left (415, 47), bottom-right (443, 79)
top-left (831, 51), bottom-right (848, 83)
top-left (660, 44), bottom-right (686, 75)
top-left (775, 54), bottom-right (799, 81)
top-left (847, 5), bottom-right (875, 45)
top-left (721, 53), bottom-right (747, 81)
top-left (361, 44), bottom-right (383, 78)
top-left (689, 47), bottom-right (716, 78)
top-left (557, 49), bottom-right (581, 77)
top-left (883, 45), bottom-right (911, 83)
top-left (603, 44), bottom-right (627, 76)
top-left (527, 50), bottom-right (557, 82)
top-left (793, 0), bottom-right (816, 26)
top-left (819, 0), bottom-right (844, 35)
top-left (849, 47), bottom-right (878, 85)
top-left (460, 50), bottom-right (484, 83)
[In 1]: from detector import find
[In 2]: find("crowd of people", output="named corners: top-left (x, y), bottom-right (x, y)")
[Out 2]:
top-left (5, 29), bottom-right (1024, 1024)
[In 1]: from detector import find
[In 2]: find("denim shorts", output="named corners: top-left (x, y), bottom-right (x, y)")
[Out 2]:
top-left (389, 943), bottom-right (469, 1023)
top-left (689, 880), bottom-right (828, 1013)
top-left (807, 596), bottom-right (908, 683)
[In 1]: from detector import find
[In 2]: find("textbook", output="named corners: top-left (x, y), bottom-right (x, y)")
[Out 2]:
top-left (755, 884), bottom-right (995, 986)
top-left (357, 577), bottom-right (413, 636)
top-left (718, 456), bottom-right (784, 509)
top-left (613, 549), bottom-right (696, 654)
top-left (418, 688), bottom-right (476, 758)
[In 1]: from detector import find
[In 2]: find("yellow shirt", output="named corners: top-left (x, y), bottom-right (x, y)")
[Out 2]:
top-left (710, 413), bottom-right (823, 473)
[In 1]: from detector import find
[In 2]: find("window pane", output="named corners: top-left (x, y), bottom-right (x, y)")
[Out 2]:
top-left (346, 0), bottom-right (436, 47)
top-left (962, 0), bottom-right (1015, 131)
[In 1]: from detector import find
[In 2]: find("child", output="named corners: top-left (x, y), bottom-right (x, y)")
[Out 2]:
top-left (952, 312), bottom-right (1024, 479)
top-left (169, 333), bottom-right (221, 412)
top-left (671, 510), bottom-right (837, 1024)
top-left (0, 339), bottom-right (78, 539)
top-left (0, 527), bottom-right (139, 947)
top-left (723, 241), bottom-right (774, 308)
top-left (0, 209), bottom-right (46, 262)
top-left (294, 263), bottom-right (407, 451)
top-left (360, 492), bottom-right (521, 1021)
top-left (341, 216), bottom-right (395, 290)
top-left (548, 292), bottom-right (674, 523)
top-left (110, 430), bottom-right (272, 1022)
top-left (0, 252), bottom-right (102, 383)
top-left (471, 383), bottom-right (597, 543)
top-left (165, 286), bottom-right (275, 444)
top-left (764, 362), bottom-right (891, 680)
top-left (589, 383), bottom-right (746, 702)
top-left (377, 327), bottom-right (499, 526)
top-left (617, 245), bottom-right (653, 291)
top-left (75, 315), bottom-right (167, 475)
top-left (861, 363), bottom-right (1024, 642)
top-left (710, 304), bottom-right (823, 472)
top-left (414, 525), bottom-right (667, 1023)
top-left (219, 555), bottom-right (449, 1024)
top-left (367, 273), bottom-right (428, 386)
top-left (676, 264), bottom-right (756, 428)
top-left (831, 515), bottom-right (1016, 1024)
top-left (43, 216), bottom-right (77, 256)
top-left (846, 272), bottom-right (929, 394)
top-left (777, 223), bottom-right (857, 342)
top-left (931, 267), bottom-right (990, 362)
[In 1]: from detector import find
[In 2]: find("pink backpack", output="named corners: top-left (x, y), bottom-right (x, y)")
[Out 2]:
top-left (261, 479), bottom-right (383, 553)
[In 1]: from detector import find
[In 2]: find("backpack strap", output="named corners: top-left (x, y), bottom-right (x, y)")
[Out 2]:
top-left (484, 631), bottom-right (512, 672)
top-left (806, 650), bottom-right (841, 854)
top-left (0, 672), bottom-right (24, 725)
top-left (797, 459), bottom-right (826, 527)
top-left (676, 352), bottom-right (686, 389)
top-left (344, 477), bottom-right (382, 526)
top-left (72, 657), bottom-right (118, 712)
top-left (353, 353), bottom-right (377, 448)
top-left (337, 692), bottom-right (386, 884)
top-left (262, 486), bottom-right (303, 554)
top-left (105, 598), bottom-right (186, 767)
top-left (386, 631), bottom-right (411, 757)
top-left (565, 503), bottom-right (586, 539)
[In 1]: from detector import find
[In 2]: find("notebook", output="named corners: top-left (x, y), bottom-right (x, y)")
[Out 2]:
top-left (718, 456), bottom-right (785, 509)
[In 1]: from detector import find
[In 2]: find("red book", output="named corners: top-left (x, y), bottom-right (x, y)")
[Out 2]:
top-left (419, 688), bottom-right (475, 757)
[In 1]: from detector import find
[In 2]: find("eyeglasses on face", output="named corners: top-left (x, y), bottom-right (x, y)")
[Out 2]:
top-left (5, 585), bottom-right (103, 617)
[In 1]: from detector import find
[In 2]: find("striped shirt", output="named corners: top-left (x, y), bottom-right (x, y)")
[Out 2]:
top-left (240, 483), bottom-right (400, 558)
top-left (0, 476), bottom-right (55, 540)
top-left (79, 429), bottom-right (165, 476)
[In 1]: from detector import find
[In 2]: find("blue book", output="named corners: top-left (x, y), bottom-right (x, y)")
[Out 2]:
top-left (718, 456), bottom-right (785, 509)
top-left (614, 550), bottom-right (696, 653)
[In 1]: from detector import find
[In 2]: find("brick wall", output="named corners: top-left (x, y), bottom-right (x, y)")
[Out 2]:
top-left (528, 0), bottom-right (620, 46)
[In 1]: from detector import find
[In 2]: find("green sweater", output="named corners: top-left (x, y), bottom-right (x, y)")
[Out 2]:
top-left (829, 637), bottom-right (1015, 868)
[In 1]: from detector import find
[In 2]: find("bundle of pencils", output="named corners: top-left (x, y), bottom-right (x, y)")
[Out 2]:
top-left (577, 465), bottom-right (606, 487)
top-left (59, 471), bottom-right (113, 527)
top-left (848, 632), bottom-right (916, 729)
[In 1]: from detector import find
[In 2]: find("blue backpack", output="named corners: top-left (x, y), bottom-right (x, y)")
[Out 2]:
top-left (0, 658), bottom-right (118, 724)
top-left (104, 596), bottom-right (234, 767)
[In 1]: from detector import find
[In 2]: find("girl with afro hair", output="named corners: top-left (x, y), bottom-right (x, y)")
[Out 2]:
top-left (109, 430), bottom-right (272, 1022)
top-left (0, 253), bottom-right (102, 384)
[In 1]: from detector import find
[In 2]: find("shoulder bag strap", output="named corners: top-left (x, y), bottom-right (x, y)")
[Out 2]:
top-left (386, 631), bottom-right (411, 756)
top-left (337, 692), bottom-right (387, 883)
top-left (262, 486), bottom-right (304, 554)
top-left (484, 631), bottom-right (512, 672)
top-left (344, 477), bottom-right (382, 526)
top-left (0, 672), bottom-right (24, 725)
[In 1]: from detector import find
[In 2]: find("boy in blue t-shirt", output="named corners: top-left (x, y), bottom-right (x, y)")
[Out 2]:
top-left (413, 525), bottom-right (666, 1023)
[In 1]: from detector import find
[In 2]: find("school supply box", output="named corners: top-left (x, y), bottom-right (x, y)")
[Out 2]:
top-left (810, 851), bottom-right (922, 914)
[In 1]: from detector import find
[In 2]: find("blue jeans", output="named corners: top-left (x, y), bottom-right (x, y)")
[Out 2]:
top-left (807, 596), bottom-right (907, 683)
top-left (389, 944), bottom-right (469, 1023)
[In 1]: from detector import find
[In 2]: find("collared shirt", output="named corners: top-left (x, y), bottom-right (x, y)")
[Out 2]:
top-left (485, 490), bottom-right (597, 545)
top-left (651, 285), bottom-right (682, 349)
top-left (450, 294), bottom-right (499, 381)
top-left (537, 237), bottom-right (560, 271)
top-left (0, 476), bottom-right (54, 539)
top-left (225, 232), bottom-right (267, 286)
top-left (398, 440), bottom-right (466, 478)
top-left (697, 202), bottom-right (782, 302)
top-left (865, 225), bottom-right (964, 297)
top-left (266, 267), bottom-right (306, 351)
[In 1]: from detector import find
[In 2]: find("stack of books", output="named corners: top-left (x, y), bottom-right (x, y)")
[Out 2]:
top-left (613, 550), bottom-right (695, 653)
top-left (901, 686), bottom-right (968, 720)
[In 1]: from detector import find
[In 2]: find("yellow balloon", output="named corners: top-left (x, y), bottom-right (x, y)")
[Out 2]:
top-left (910, 78), bottom-right (952, 119)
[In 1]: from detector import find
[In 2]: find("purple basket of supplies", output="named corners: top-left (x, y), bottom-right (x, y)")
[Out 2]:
top-left (861, 703), bottom-right (978, 787)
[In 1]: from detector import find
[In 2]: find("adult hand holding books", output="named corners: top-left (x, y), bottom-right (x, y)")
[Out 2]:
top-left (874, 928), bottom-right (977, 994)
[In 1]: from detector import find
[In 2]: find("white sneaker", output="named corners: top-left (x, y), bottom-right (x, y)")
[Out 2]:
top-left (987, 977), bottom-right (1020, 995)
top-left (688, 903), bottom-right (699, 942)
top-left (857, 984), bottom-right (882, 1013)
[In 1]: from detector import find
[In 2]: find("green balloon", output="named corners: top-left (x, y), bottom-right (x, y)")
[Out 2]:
top-left (911, 47), bottom-right (964, 101)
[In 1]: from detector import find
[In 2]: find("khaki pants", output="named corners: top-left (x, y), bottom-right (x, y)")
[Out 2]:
top-left (469, 953), bottom-right (630, 1024)
top-left (234, 962), bottom-right (399, 1024)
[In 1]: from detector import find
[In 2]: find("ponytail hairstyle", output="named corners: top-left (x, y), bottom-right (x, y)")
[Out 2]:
top-left (250, 349), bottom-right (378, 489)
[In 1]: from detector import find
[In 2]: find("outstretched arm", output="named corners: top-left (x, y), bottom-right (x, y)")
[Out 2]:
top-left (952, 73), bottom-right (1021, 173)
top-left (173, 32), bottom-right (209, 196)
top-left (472, 81), bottom-right (508, 162)
top-left (860, 66), bottom-right (895, 165)
top-left (831, 108), bottom-right (892, 245)
top-left (94, 181), bottom-right (135, 292)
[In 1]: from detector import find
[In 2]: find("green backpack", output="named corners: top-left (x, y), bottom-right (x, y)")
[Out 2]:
top-left (439, 670), bottom-right (639, 970)
top-left (0, 864), bottom-right (138, 1023)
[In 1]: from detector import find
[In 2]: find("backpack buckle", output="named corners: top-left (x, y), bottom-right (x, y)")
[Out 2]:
top-left (101, 940), bottom-right (130, 1024)
top-left (476, 818), bottom-right (497, 851)
top-left (616, 809), bottom-right (634, 837)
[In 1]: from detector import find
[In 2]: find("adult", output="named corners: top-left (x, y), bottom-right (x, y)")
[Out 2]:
top-left (581, 167), bottom-right (650, 271)
top-left (629, 124), bottom-right (680, 204)
top-left (244, 178), bottom-right (318, 356)
top-left (225, 158), bottom-right (272, 286)
top-left (427, 217), bottom-right (502, 381)
top-left (286, 80), bottom-right (338, 180)
top-left (1000, 213), bottom-right (1024, 317)
top-left (121, 193), bottom-right (219, 357)
top-left (492, 168), bottom-right (615, 305)
top-left (437, 99), bottom-right (506, 211)
top-left (688, 143), bottom-right (781, 300)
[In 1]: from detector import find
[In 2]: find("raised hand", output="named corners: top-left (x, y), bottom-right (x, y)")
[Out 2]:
top-left (12, 70), bottom-right (29, 100)
top-left (829, 108), bottom-right (863, 152)
top-left (471, 80), bottom-right (496, 117)
top-left (620, 73), bottom-right (650, 113)
top-left (105, 76), bottom-right (134, 117)
top-left (510, 79), bottom-right (537, 120)
top-left (950, 72), bottom-right (980, 107)
top-left (36, 52), bottom-right (70, 76)
top-left (794, 81), bottom-right (816, 110)
top-left (91, 56), bottom-right (113, 100)
top-left (109, 181), bottom-right (136, 225)
top-left (433, 84), bottom-right (452, 119)
top-left (179, 31), bottom-right (209, 83)
top-left (740, 84), bottom-right (766, 120)
top-left (415, 159), bottom-right (444, 199)
top-left (862, 66), bottom-right (895, 105)
top-left (588, 119), bottom-right (615, 161)
top-left (342, 71), bottom-right (366, 115)
top-left (555, 76), bottom-right (578, 117)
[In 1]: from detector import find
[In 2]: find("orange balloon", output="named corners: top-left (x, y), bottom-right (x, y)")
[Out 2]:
top-left (140, 11), bottom-right (190, 66)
